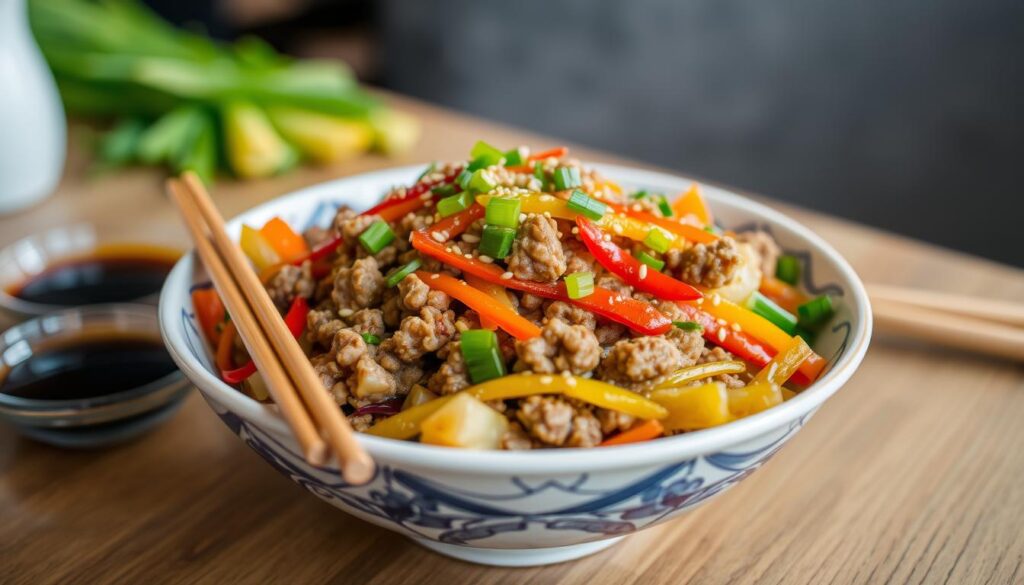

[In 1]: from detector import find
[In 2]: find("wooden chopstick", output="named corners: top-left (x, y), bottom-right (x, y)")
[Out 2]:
top-left (168, 180), bottom-right (328, 465)
top-left (872, 297), bottom-right (1024, 361)
top-left (179, 172), bottom-right (375, 485)
top-left (868, 284), bottom-right (1024, 328)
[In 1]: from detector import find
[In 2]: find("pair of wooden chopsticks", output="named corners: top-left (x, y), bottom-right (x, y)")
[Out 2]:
top-left (167, 172), bottom-right (374, 484)
top-left (868, 284), bottom-right (1024, 362)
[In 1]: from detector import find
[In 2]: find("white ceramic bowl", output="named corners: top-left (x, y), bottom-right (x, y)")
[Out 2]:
top-left (158, 164), bottom-right (871, 567)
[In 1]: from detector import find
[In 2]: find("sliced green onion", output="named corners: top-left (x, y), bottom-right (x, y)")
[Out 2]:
top-left (431, 183), bottom-right (459, 197)
top-left (657, 195), bottom-right (673, 217)
top-left (776, 254), bottom-right (800, 285)
top-left (746, 291), bottom-right (798, 334)
top-left (385, 258), bottom-right (423, 287)
top-left (635, 250), bottom-right (665, 271)
top-left (797, 295), bottom-right (834, 328)
top-left (533, 162), bottom-right (548, 190)
top-left (564, 271), bottom-right (595, 299)
top-left (673, 321), bottom-right (703, 332)
top-left (470, 140), bottom-right (504, 166)
top-left (479, 225), bottom-right (516, 259)
top-left (358, 220), bottom-right (395, 254)
top-left (361, 333), bottom-right (381, 345)
top-left (553, 166), bottom-right (582, 190)
top-left (460, 329), bottom-right (506, 383)
top-left (468, 169), bottom-right (497, 194)
top-left (416, 162), bottom-right (436, 181)
top-left (632, 190), bottom-right (649, 200)
top-left (643, 228), bottom-right (672, 253)
top-left (567, 189), bottom-right (608, 221)
top-left (437, 191), bottom-right (475, 218)
top-left (485, 197), bottom-right (522, 229)
top-left (457, 169), bottom-right (474, 190)
top-left (794, 325), bottom-right (817, 346)
top-left (504, 147), bottom-right (526, 166)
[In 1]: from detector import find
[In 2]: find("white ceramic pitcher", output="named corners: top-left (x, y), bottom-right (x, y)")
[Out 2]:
top-left (0, 0), bottom-right (66, 214)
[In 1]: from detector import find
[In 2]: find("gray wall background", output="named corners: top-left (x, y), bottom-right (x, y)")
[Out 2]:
top-left (380, 0), bottom-right (1024, 267)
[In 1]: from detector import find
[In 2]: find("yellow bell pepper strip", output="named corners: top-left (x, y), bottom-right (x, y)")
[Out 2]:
top-left (759, 276), bottom-right (808, 314)
top-left (649, 382), bottom-right (731, 431)
top-left (415, 271), bottom-right (541, 340)
top-left (259, 217), bottom-right (309, 264)
top-left (403, 384), bottom-right (439, 410)
top-left (606, 200), bottom-right (719, 245)
top-left (240, 224), bottom-right (281, 271)
top-left (600, 419), bottom-right (665, 446)
top-left (576, 216), bottom-right (702, 301)
top-left (411, 229), bottom-right (672, 335)
top-left (366, 394), bottom-right (454, 439)
top-left (562, 378), bottom-right (669, 420)
top-left (651, 360), bottom-right (748, 390)
top-left (191, 287), bottom-right (225, 346)
top-left (753, 335), bottom-right (813, 387)
top-left (727, 382), bottom-right (783, 418)
top-left (670, 183), bottom-right (713, 226)
top-left (678, 296), bottom-right (826, 384)
top-left (465, 274), bottom-right (518, 331)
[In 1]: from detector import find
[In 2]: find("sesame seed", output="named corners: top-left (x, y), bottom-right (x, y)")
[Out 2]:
top-left (711, 294), bottom-right (721, 306)
top-left (462, 233), bottom-right (480, 243)
top-left (501, 271), bottom-right (514, 280)
top-left (571, 227), bottom-right (579, 235)
top-left (612, 224), bottom-right (623, 234)
top-left (731, 323), bottom-right (741, 332)
top-left (543, 211), bottom-right (552, 219)
top-left (419, 193), bottom-right (432, 201)
top-left (519, 213), bottom-right (528, 222)
top-left (431, 231), bottom-right (446, 242)
top-left (540, 376), bottom-right (553, 385)
top-left (717, 328), bottom-right (727, 342)
top-left (479, 255), bottom-right (494, 263)
top-left (639, 264), bottom-right (648, 279)
top-left (696, 298), bottom-right (704, 305)
top-left (565, 377), bottom-right (578, 387)
top-left (540, 194), bottom-right (553, 202)
top-left (430, 274), bottom-right (439, 280)
top-left (603, 234), bottom-right (612, 242)
top-left (338, 308), bottom-right (354, 317)
top-left (767, 363), bottom-right (778, 380)
top-left (716, 318), bottom-right (727, 326)
top-left (463, 253), bottom-right (473, 259)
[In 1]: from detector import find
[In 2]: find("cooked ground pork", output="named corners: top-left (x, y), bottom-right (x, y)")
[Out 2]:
top-left (736, 230), bottom-right (782, 278)
top-left (331, 256), bottom-right (385, 311)
top-left (266, 262), bottom-right (315, 311)
top-left (397, 274), bottom-right (450, 313)
top-left (514, 318), bottom-right (601, 375)
top-left (379, 306), bottom-right (456, 363)
top-left (544, 301), bottom-right (597, 330)
top-left (516, 396), bottom-right (602, 448)
top-left (600, 336), bottom-right (689, 385)
top-left (671, 237), bottom-right (741, 288)
top-left (507, 214), bottom-right (567, 282)
top-left (428, 340), bottom-right (471, 395)
top-left (698, 346), bottom-right (752, 389)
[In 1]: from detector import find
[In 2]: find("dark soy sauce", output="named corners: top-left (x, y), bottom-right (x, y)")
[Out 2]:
top-left (7, 250), bottom-right (178, 306)
top-left (0, 334), bottom-right (178, 401)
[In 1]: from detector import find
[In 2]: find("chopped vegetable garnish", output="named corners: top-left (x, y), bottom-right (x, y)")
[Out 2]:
top-left (470, 140), bottom-right (504, 167)
top-left (649, 382), bottom-right (730, 431)
top-left (417, 272), bottom-right (541, 340)
top-left (259, 217), bottom-right (309, 263)
top-left (567, 189), bottom-right (608, 221)
top-left (503, 147), bottom-right (526, 166)
top-left (361, 333), bottom-right (381, 345)
top-left (417, 163), bottom-right (436, 181)
top-left (437, 191), bottom-right (475, 218)
top-left (635, 250), bottom-right (666, 271)
top-left (479, 225), bottom-right (516, 259)
top-left (358, 219), bottom-right (395, 254)
top-left (670, 184), bottom-right (713, 225)
top-left (385, 258), bottom-right (423, 288)
top-left (632, 190), bottom-right (649, 200)
top-left (797, 295), bottom-right (834, 328)
top-left (747, 291), bottom-right (798, 335)
top-left (776, 254), bottom-right (800, 285)
top-left (643, 228), bottom-right (672, 254)
top-left (672, 320), bottom-right (703, 332)
top-left (460, 329), bottom-right (506, 383)
top-left (468, 169), bottom-right (497, 193)
top-left (485, 197), bottom-right (522, 229)
top-left (431, 183), bottom-right (459, 197)
top-left (457, 169), bottom-right (474, 190)
top-left (656, 195), bottom-right (673, 217)
top-left (565, 271), bottom-right (595, 299)
top-left (553, 166), bottom-right (582, 190)
top-left (533, 162), bottom-right (548, 190)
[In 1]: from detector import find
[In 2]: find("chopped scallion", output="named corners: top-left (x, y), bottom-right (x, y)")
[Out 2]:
top-left (643, 228), bottom-right (672, 253)
top-left (470, 140), bottom-right (504, 166)
top-left (567, 189), bottom-right (608, 221)
top-left (564, 271), bottom-right (595, 299)
top-left (657, 195), bottom-right (673, 217)
top-left (776, 254), bottom-right (800, 285)
top-left (553, 166), bottom-right (582, 190)
top-left (635, 250), bottom-right (665, 271)
top-left (533, 162), bottom-right (548, 190)
top-left (385, 258), bottom-right (423, 287)
top-left (797, 295), bottom-right (834, 328)
top-left (358, 220), bottom-right (395, 254)
top-left (485, 197), bottom-right (521, 229)
top-left (632, 190), bottom-right (649, 200)
top-left (460, 329), bottom-right (506, 383)
top-left (503, 147), bottom-right (526, 166)
top-left (673, 321), bottom-right (703, 332)
top-left (416, 162), bottom-right (436, 181)
top-left (437, 191), bottom-right (474, 218)
top-left (479, 225), bottom-right (516, 259)
top-left (747, 291), bottom-right (798, 334)
top-left (431, 183), bottom-right (459, 197)
top-left (468, 169), bottom-right (497, 194)
top-left (361, 333), bottom-right (381, 345)
top-left (457, 169), bottom-right (474, 190)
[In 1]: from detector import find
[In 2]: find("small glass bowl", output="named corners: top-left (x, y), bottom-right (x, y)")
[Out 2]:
top-left (0, 223), bottom-right (181, 321)
top-left (0, 304), bottom-right (191, 448)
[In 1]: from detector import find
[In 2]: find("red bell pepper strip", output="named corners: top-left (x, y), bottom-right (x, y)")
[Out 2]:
top-left (410, 230), bottom-right (671, 336)
top-left (575, 217), bottom-right (702, 301)
top-left (220, 296), bottom-right (311, 384)
top-left (361, 166), bottom-right (463, 217)
top-left (428, 203), bottom-right (485, 239)
top-left (529, 146), bottom-right (569, 161)
top-left (605, 201), bottom-right (718, 245)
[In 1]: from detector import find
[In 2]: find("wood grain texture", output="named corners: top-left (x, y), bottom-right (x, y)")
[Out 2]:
top-left (1, 92), bottom-right (1023, 585)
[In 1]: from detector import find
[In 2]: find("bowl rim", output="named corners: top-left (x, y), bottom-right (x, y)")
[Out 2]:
top-left (159, 163), bottom-right (872, 474)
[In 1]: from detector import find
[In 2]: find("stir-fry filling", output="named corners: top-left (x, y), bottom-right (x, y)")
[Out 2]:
top-left (193, 143), bottom-right (835, 449)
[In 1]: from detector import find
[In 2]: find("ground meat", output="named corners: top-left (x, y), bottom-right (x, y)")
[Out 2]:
top-left (331, 329), bottom-right (368, 367)
top-left (563, 239), bottom-right (596, 275)
top-left (671, 237), bottom-right (741, 288)
top-left (310, 353), bottom-right (348, 405)
top-left (596, 408), bottom-right (636, 435)
top-left (507, 214), bottom-right (566, 282)
top-left (596, 273), bottom-right (632, 299)
top-left (516, 396), bottom-right (602, 448)
top-left (397, 274), bottom-right (450, 313)
top-left (379, 306), bottom-right (456, 362)
top-left (349, 355), bottom-right (397, 401)
top-left (427, 340), bottom-right (471, 395)
top-left (266, 262), bottom-right (314, 311)
top-left (303, 226), bottom-right (331, 248)
top-left (514, 318), bottom-right (601, 375)
top-left (333, 208), bottom-right (380, 242)
top-left (348, 413), bottom-right (374, 432)
top-left (665, 327), bottom-right (705, 364)
top-left (544, 301), bottom-right (597, 330)
top-left (736, 230), bottom-right (781, 278)
top-left (698, 346), bottom-right (752, 389)
top-left (350, 308), bottom-right (385, 336)
top-left (331, 256), bottom-right (385, 311)
top-left (307, 308), bottom-right (345, 348)
top-left (501, 422), bottom-right (534, 450)
top-left (600, 336), bottom-right (685, 385)
top-left (595, 322), bottom-right (628, 347)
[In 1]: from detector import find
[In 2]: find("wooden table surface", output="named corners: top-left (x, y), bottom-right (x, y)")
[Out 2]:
top-left (2, 94), bottom-right (1022, 585)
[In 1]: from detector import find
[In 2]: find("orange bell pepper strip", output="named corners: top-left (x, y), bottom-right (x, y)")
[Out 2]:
top-left (670, 183), bottom-right (713, 226)
top-left (752, 335), bottom-right (813, 387)
top-left (464, 274), bottom-right (518, 330)
top-left (259, 217), bottom-right (309, 264)
top-left (215, 320), bottom-right (237, 373)
top-left (600, 420), bottom-right (665, 446)
top-left (759, 276), bottom-right (808, 313)
top-left (416, 271), bottom-right (540, 340)
top-left (604, 200), bottom-right (719, 245)
top-left (191, 288), bottom-right (225, 346)
top-left (529, 146), bottom-right (569, 161)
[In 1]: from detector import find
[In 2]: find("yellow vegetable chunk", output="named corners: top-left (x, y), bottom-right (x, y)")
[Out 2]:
top-left (420, 393), bottom-right (508, 449)
top-left (267, 106), bottom-right (374, 163)
top-left (727, 382), bottom-right (782, 418)
top-left (240, 224), bottom-right (281, 271)
top-left (223, 101), bottom-right (297, 179)
top-left (403, 384), bottom-right (439, 410)
top-left (365, 396), bottom-right (452, 440)
top-left (649, 382), bottom-right (731, 431)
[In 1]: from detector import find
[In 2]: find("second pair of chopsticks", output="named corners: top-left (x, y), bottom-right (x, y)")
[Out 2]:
top-left (168, 172), bottom-right (374, 484)
top-left (868, 284), bottom-right (1024, 362)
